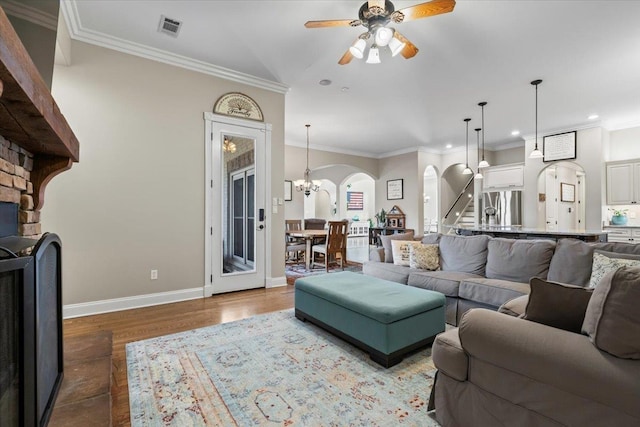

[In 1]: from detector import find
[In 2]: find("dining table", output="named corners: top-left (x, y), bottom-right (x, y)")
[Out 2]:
top-left (285, 229), bottom-right (328, 271)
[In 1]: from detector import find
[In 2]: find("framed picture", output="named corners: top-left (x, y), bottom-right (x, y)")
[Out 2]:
top-left (284, 180), bottom-right (292, 201)
top-left (346, 191), bottom-right (364, 210)
top-left (560, 182), bottom-right (575, 202)
top-left (543, 131), bottom-right (577, 162)
top-left (387, 179), bottom-right (404, 200)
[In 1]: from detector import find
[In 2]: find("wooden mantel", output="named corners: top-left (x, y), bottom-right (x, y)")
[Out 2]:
top-left (0, 7), bottom-right (79, 210)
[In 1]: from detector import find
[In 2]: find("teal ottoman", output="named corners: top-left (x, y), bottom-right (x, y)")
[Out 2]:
top-left (295, 271), bottom-right (445, 367)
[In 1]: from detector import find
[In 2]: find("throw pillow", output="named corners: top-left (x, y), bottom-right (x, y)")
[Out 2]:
top-left (391, 240), bottom-right (422, 266)
top-left (380, 231), bottom-right (415, 263)
top-left (582, 266), bottom-right (640, 359)
top-left (523, 278), bottom-right (593, 333)
top-left (588, 251), bottom-right (640, 288)
top-left (409, 244), bottom-right (439, 270)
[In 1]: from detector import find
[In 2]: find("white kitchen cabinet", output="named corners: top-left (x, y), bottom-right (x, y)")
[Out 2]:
top-left (605, 227), bottom-right (640, 244)
top-left (606, 160), bottom-right (640, 205)
top-left (482, 164), bottom-right (524, 190)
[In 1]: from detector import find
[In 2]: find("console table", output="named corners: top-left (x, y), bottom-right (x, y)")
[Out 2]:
top-left (369, 227), bottom-right (414, 246)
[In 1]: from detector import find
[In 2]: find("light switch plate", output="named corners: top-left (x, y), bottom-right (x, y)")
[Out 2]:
top-left (272, 206), bottom-right (278, 214)
top-left (272, 197), bottom-right (278, 206)
top-left (278, 198), bottom-right (284, 205)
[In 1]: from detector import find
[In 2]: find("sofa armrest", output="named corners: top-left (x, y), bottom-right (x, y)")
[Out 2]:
top-left (369, 247), bottom-right (385, 262)
top-left (459, 309), bottom-right (640, 418)
top-left (432, 329), bottom-right (468, 381)
top-left (497, 294), bottom-right (528, 317)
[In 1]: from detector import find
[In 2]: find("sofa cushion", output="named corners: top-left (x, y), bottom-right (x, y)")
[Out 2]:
top-left (588, 251), bottom-right (640, 288)
top-left (409, 244), bottom-right (439, 270)
top-left (408, 271), bottom-right (483, 297)
top-left (548, 238), bottom-right (640, 286)
top-left (439, 234), bottom-right (490, 275)
top-left (362, 261), bottom-right (414, 284)
top-left (432, 329), bottom-right (468, 382)
top-left (524, 278), bottom-right (593, 333)
top-left (380, 231), bottom-right (415, 263)
top-left (582, 266), bottom-right (640, 359)
top-left (421, 233), bottom-right (441, 245)
top-left (485, 238), bottom-right (555, 283)
top-left (459, 278), bottom-right (529, 308)
top-left (391, 240), bottom-right (422, 266)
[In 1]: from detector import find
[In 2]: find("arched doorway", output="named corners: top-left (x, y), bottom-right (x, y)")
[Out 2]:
top-left (537, 161), bottom-right (586, 231)
top-left (423, 165), bottom-right (439, 233)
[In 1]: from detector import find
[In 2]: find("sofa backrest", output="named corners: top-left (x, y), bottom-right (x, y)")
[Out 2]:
top-left (439, 234), bottom-right (490, 275)
top-left (486, 238), bottom-right (556, 283)
top-left (548, 238), bottom-right (640, 286)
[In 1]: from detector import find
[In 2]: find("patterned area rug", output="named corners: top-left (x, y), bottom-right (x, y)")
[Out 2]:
top-left (127, 309), bottom-right (439, 426)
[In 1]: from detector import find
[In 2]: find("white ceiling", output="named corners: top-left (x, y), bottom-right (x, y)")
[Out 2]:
top-left (60, 0), bottom-right (640, 157)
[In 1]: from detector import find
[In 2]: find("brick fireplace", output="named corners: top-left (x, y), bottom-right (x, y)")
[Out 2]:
top-left (0, 7), bottom-right (79, 427)
top-left (0, 135), bottom-right (40, 241)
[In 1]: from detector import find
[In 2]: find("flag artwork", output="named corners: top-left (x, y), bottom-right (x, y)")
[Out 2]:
top-left (347, 191), bottom-right (364, 210)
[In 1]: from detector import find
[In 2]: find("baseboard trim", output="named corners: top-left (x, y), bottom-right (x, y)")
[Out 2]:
top-left (267, 276), bottom-right (287, 288)
top-left (63, 287), bottom-right (206, 319)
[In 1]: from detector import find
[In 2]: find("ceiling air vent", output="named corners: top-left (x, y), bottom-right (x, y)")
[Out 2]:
top-left (158, 15), bottom-right (182, 37)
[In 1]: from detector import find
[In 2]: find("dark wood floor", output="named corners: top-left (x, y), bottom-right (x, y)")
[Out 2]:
top-left (62, 285), bottom-right (296, 426)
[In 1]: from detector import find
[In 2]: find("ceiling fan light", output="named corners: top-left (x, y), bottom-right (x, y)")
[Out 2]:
top-left (478, 159), bottom-right (490, 168)
top-left (349, 38), bottom-right (366, 59)
top-left (388, 36), bottom-right (406, 57)
top-left (374, 26), bottom-right (394, 47)
top-left (366, 45), bottom-right (381, 64)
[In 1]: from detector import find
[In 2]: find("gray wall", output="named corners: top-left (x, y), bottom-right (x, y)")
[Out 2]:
top-left (46, 40), bottom-right (285, 305)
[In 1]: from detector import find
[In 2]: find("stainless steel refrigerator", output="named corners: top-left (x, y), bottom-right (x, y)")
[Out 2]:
top-left (480, 190), bottom-right (523, 227)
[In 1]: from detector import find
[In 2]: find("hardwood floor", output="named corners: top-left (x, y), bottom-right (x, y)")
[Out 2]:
top-left (62, 285), bottom-right (295, 426)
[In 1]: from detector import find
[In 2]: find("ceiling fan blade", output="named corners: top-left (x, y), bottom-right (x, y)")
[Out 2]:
top-left (338, 49), bottom-right (354, 65)
top-left (394, 31), bottom-right (419, 59)
top-left (305, 19), bottom-right (359, 28)
top-left (392, 0), bottom-right (456, 23)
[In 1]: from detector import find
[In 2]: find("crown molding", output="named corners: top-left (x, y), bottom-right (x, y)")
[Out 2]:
top-left (286, 141), bottom-right (379, 158)
top-left (59, 1), bottom-right (289, 94)
top-left (0, 0), bottom-right (57, 30)
top-left (521, 122), bottom-right (601, 141)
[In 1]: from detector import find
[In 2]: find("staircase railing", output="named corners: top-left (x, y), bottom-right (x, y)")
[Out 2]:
top-left (442, 176), bottom-right (475, 233)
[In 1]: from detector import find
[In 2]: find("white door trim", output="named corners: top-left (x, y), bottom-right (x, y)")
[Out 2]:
top-left (203, 112), bottom-right (272, 296)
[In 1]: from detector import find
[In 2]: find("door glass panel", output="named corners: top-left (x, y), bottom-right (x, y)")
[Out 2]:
top-left (222, 135), bottom-right (256, 274)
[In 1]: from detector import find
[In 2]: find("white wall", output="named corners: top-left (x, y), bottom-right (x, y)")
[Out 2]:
top-left (609, 127), bottom-right (640, 161)
top-left (46, 40), bottom-right (285, 306)
top-left (491, 146), bottom-right (525, 165)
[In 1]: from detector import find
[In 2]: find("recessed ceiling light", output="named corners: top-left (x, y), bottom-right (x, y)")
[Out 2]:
top-left (341, 87), bottom-right (349, 92)
top-left (511, 130), bottom-right (520, 136)
top-left (445, 144), bottom-right (453, 149)
top-left (319, 79), bottom-right (332, 86)
top-left (588, 114), bottom-right (599, 120)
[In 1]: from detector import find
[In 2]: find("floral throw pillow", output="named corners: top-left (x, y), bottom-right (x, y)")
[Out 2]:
top-left (589, 251), bottom-right (640, 288)
top-left (391, 240), bottom-right (422, 266)
top-left (409, 244), bottom-right (440, 270)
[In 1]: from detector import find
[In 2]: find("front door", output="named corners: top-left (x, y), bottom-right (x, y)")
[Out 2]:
top-left (206, 114), bottom-right (270, 294)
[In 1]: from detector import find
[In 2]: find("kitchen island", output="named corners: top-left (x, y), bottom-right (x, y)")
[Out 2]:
top-left (456, 226), bottom-right (608, 243)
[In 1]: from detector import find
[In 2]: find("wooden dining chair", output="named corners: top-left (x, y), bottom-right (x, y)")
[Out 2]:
top-left (304, 218), bottom-right (327, 245)
top-left (285, 219), bottom-right (305, 262)
top-left (311, 220), bottom-right (348, 272)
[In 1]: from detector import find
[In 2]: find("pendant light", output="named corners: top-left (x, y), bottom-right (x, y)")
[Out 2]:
top-left (478, 101), bottom-right (490, 168)
top-left (293, 124), bottom-right (321, 196)
top-left (529, 79), bottom-right (544, 159)
top-left (462, 118), bottom-right (473, 175)
top-left (474, 127), bottom-right (483, 180)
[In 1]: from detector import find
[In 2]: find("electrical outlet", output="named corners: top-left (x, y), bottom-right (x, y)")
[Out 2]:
top-left (150, 269), bottom-right (158, 280)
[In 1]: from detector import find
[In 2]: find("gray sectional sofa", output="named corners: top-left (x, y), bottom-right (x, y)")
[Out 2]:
top-left (364, 233), bottom-right (640, 325)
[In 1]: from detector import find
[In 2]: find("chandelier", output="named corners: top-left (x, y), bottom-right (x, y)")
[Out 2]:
top-left (223, 137), bottom-right (236, 153)
top-left (293, 124), bottom-right (321, 197)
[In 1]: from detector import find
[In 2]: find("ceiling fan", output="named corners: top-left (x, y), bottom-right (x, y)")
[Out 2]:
top-left (305, 0), bottom-right (456, 65)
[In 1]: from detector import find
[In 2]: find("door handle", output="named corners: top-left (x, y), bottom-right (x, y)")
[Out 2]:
top-left (259, 208), bottom-right (265, 221)
top-left (258, 224), bottom-right (264, 230)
